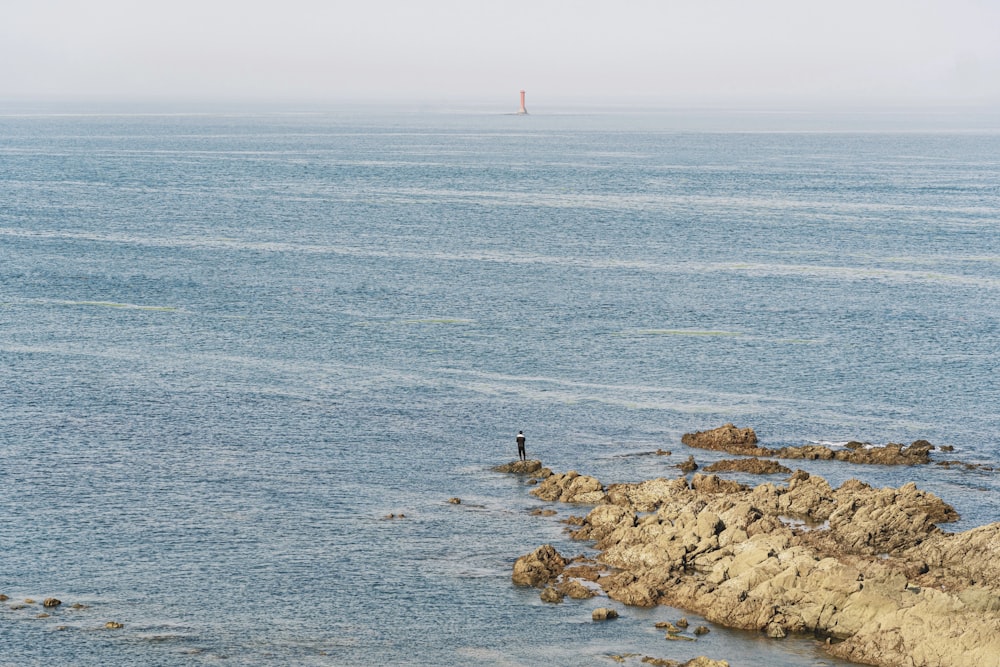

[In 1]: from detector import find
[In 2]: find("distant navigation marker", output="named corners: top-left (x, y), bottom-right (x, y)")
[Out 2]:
top-left (517, 90), bottom-right (528, 115)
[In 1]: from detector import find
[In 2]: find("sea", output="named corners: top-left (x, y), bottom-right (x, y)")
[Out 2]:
top-left (1, 103), bottom-right (998, 666)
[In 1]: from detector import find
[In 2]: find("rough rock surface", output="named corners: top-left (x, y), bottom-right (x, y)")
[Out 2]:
top-left (530, 471), bottom-right (605, 503)
top-left (702, 458), bottom-right (791, 475)
top-left (492, 460), bottom-right (549, 476)
top-left (513, 463), bottom-right (1000, 667)
top-left (511, 544), bottom-right (567, 587)
top-left (681, 424), bottom-right (761, 454)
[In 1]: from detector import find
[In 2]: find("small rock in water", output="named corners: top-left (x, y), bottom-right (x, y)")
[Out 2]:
top-left (592, 607), bottom-right (619, 621)
top-left (105, 621), bottom-right (124, 630)
top-left (43, 598), bottom-right (62, 608)
top-left (678, 456), bottom-right (698, 473)
top-left (693, 625), bottom-right (710, 635)
top-left (540, 586), bottom-right (564, 603)
top-left (766, 622), bottom-right (786, 638)
top-left (655, 621), bottom-right (681, 634)
top-left (448, 497), bottom-right (461, 504)
top-left (676, 617), bottom-right (689, 628)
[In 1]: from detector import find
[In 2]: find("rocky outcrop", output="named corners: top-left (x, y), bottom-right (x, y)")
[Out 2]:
top-left (511, 544), bottom-right (567, 587)
top-left (703, 458), bottom-right (791, 475)
top-left (493, 460), bottom-right (550, 476)
top-left (514, 464), bottom-right (1000, 667)
top-left (530, 471), bottom-right (605, 503)
top-left (680, 424), bottom-right (937, 465)
top-left (681, 424), bottom-right (762, 455)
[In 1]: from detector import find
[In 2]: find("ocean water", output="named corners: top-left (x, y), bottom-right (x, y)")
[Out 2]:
top-left (1, 106), bottom-right (998, 666)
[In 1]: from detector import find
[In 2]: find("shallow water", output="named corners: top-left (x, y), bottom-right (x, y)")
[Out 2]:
top-left (1, 107), bottom-right (998, 665)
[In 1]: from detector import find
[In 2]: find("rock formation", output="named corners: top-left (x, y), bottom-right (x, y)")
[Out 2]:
top-left (703, 458), bottom-right (791, 475)
top-left (507, 461), bottom-right (1000, 667)
top-left (681, 424), bottom-right (937, 465)
top-left (492, 460), bottom-right (549, 476)
top-left (511, 544), bottom-right (567, 587)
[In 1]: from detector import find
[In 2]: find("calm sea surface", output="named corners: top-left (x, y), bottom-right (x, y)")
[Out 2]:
top-left (1, 107), bottom-right (999, 666)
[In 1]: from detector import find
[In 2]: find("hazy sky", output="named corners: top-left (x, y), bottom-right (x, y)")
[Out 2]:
top-left (3, 0), bottom-right (1000, 107)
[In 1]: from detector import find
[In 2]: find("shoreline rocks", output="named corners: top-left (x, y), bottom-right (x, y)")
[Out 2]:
top-left (681, 424), bottom-right (939, 466)
top-left (702, 458), bottom-right (791, 475)
top-left (505, 458), bottom-right (1000, 667)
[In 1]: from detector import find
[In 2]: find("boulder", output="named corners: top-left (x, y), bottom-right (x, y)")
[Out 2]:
top-left (512, 544), bottom-right (567, 587)
top-left (530, 471), bottom-right (605, 503)
top-left (592, 607), bottom-right (619, 621)
top-left (540, 586), bottom-right (564, 603)
top-left (493, 460), bottom-right (548, 475)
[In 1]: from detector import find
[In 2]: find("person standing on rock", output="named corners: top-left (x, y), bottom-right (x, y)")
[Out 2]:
top-left (516, 431), bottom-right (527, 461)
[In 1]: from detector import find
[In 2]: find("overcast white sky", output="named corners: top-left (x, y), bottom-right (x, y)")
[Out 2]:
top-left (3, 0), bottom-right (999, 108)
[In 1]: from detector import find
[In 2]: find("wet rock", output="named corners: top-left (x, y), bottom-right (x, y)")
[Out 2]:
top-left (105, 621), bottom-right (124, 629)
top-left (448, 497), bottom-right (461, 504)
top-left (641, 657), bottom-right (676, 666)
top-left (693, 626), bottom-right (711, 635)
top-left (592, 607), bottom-right (619, 621)
top-left (493, 460), bottom-right (548, 475)
top-left (512, 544), bottom-right (567, 587)
top-left (557, 579), bottom-right (598, 599)
top-left (0, 594), bottom-right (7, 601)
top-left (540, 585), bottom-right (564, 603)
top-left (682, 424), bottom-right (761, 454)
top-left (43, 598), bottom-right (62, 608)
top-left (682, 659), bottom-right (728, 667)
top-left (678, 456), bottom-right (699, 473)
top-left (681, 426), bottom-right (941, 467)
top-left (703, 458), bottom-right (791, 475)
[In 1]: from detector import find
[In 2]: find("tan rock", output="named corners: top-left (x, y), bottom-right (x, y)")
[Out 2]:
top-left (539, 586), bottom-right (564, 603)
top-left (703, 458), bottom-right (791, 475)
top-left (512, 544), bottom-right (567, 587)
top-left (592, 607), bottom-right (619, 621)
top-left (681, 424), bottom-right (761, 454)
top-left (530, 471), bottom-right (605, 503)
